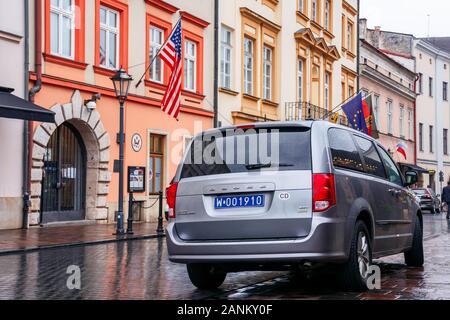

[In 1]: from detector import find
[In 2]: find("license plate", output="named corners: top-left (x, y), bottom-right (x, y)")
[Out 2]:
top-left (214, 194), bottom-right (265, 209)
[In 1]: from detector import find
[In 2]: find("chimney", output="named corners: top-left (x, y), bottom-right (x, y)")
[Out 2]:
top-left (359, 18), bottom-right (367, 40)
top-left (373, 26), bottom-right (382, 48)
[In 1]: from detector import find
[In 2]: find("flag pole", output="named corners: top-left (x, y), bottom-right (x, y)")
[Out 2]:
top-left (135, 15), bottom-right (182, 88)
top-left (322, 89), bottom-right (375, 120)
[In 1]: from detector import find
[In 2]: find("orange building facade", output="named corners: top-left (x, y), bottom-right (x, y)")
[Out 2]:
top-left (27, 0), bottom-right (213, 226)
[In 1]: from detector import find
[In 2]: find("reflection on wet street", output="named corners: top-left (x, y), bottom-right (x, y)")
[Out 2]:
top-left (0, 214), bottom-right (449, 300)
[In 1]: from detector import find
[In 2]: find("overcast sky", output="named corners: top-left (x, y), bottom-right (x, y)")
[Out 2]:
top-left (360, 0), bottom-right (450, 38)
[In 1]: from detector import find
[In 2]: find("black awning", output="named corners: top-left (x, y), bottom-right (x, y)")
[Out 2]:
top-left (398, 162), bottom-right (429, 174)
top-left (0, 87), bottom-right (55, 123)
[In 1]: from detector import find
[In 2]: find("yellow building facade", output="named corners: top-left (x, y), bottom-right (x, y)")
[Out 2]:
top-left (218, 0), bottom-right (358, 126)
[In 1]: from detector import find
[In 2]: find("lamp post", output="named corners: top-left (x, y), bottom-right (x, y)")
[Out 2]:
top-left (111, 68), bottom-right (133, 235)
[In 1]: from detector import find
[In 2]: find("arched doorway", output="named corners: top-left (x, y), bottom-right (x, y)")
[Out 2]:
top-left (41, 123), bottom-right (86, 223)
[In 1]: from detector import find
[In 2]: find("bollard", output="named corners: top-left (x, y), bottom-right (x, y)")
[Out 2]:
top-left (157, 191), bottom-right (165, 235)
top-left (127, 192), bottom-right (134, 234)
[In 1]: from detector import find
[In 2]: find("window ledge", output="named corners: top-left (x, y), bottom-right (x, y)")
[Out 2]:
top-left (93, 65), bottom-right (117, 77)
top-left (323, 29), bottom-right (335, 40)
top-left (296, 11), bottom-right (310, 22)
top-left (310, 20), bottom-right (323, 31)
top-left (144, 79), bottom-right (167, 91)
top-left (43, 53), bottom-right (88, 70)
top-left (262, 99), bottom-right (279, 107)
top-left (219, 87), bottom-right (239, 96)
top-left (347, 51), bottom-right (356, 59)
top-left (182, 89), bottom-right (205, 100)
top-left (243, 93), bottom-right (260, 102)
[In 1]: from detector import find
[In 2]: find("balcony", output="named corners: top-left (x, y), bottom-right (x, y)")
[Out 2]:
top-left (285, 102), bottom-right (349, 126)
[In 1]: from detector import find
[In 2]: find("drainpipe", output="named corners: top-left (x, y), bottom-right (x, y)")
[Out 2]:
top-left (22, 0), bottom-right (31, 229)
top-left (356, 0), bottom-right (360, 92)
top-left (413, 73), bottom-right (419, 166)
top-left (213, 0), bottom-right (219, 128)
top-left (26, 0), bottom-right (43, 228)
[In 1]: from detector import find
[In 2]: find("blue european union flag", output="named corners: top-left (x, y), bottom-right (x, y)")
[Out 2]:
top-left (341, 93), bottom-right (368, 134)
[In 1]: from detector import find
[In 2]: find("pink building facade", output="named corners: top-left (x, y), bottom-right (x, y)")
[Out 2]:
top-left (360, 40), bottom-right (417, 166)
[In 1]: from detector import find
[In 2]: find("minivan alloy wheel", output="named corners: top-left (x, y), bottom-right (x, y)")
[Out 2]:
top-left (357, 232), bottom-right (370, 278)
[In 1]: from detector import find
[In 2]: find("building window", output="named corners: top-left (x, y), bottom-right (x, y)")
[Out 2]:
top-left (408, 108), bottom-right (413, 140)
top-left (149, 134), bottom-right (165, 195)
top-left (263, 46), bottom-right (273, 100)
top-left (399, 105), bottom-right (404, 138)
top-left (418, 73), bottom-right (423, 94)
top-left (324, 72), bottom-right (330, 110)
top-left (149, 26), bottom-right (164, 83)
top-left (348, 85), bottom-right (354, 99)
top-left (298, 59), bottom-right (304, 102)
top-left (430, 125), bottom-right (434, 153)
top-left (312, 0), bottom-right (318, 22)
top-left (429, 77), bottom-right (433, 97)
top-left (444, 129), bottom-right (449, 155)
top-left (419, 123), bottom-right (424, 151)
top-left (347, 20), bottom-right (353, 52)
top-left (220, 27), bottom-right (232, 89)
top-left (324, 0), bottom-right (331, 30)
top-left (374, 94), bottom-right (380, 129)
top-left (387, 100), bottom-right (393, 134)
top-left (244, 37), bottom-right (254, 95)
top-left (298, 0), bottom-right (304, 13)
top-left (50, 0), bottom-right (75, 58)
top-left (184, 40), bottom-right (197, 92)
top-left (99, 6), bottom-right (119, 69)
top-left (444, 82), bottom-right (448, 101)
top-left (341, 15), bottom-right (346, 48)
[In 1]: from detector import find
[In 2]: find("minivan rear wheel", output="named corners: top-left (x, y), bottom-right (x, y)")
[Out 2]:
top-left (187, 264), bottom-right (227, 289)
top-left (404, 216), bottom-right (424, 267)
top-left (340, 220), bottom-right (372, 292)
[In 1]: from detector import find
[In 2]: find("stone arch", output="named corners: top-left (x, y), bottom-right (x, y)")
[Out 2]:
top-left (29, 90), bottom-right (111, 225)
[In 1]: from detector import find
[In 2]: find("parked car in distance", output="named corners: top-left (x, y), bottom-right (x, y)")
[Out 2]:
top-left (412, 188), bottom-right (440, 214)
top-left (166, 121), bottom-right (424, 292)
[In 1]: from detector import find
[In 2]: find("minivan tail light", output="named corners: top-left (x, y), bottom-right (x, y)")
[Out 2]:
top-left (313, 174), bottom-right (336, 212)
top-left (166, 182), bottom-right (178, 219)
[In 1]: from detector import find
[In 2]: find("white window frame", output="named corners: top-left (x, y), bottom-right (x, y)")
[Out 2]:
top-left (244, 37), bottom-right (254, 96)
top-left (399, 105), bottom-right (404, 138)
top-left (324, 0), bottom-right (331, 30)
top-left (324, 72), bottom-right (330, 110)
top-left (374, 94), bottom-right (380, 129)
top-left (220, 27), bottom-right (232, 89)
top-left (298, 59), bottom-right (304, 102)
top-left (50, 0), bottom-right (75, 59)
top-left (387, 99), bottom-right (393, 134)
top-left (184, 40), bottom-right (197, 92)
top-left (408, 108), bottom-right (413, 140)
top-left (149, 26), bottom-right (164, 83)
top-left (263, 45), bottom-right (273, 101)
top-left (99, 6), bottom-right (120, 70)
top-left (312, 0), bottom-right (318, 22)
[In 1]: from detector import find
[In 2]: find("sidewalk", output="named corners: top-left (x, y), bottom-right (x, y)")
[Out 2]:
top-left (0, 221), bottom-right (165, 255)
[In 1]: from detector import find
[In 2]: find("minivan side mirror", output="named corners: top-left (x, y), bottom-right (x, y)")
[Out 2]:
top-left (404, 170), bottom-right (419, 187)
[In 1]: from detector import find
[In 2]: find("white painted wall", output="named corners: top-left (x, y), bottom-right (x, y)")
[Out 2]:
top-left (0, 0), bottom-right (25, 229)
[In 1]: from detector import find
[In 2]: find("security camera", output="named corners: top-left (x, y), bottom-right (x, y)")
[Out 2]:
top-left (85, 93), bottom-right (101, 111)
top-left (86, 100), bottom-right (97, 110)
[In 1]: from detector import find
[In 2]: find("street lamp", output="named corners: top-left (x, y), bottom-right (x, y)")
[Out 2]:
top-left (111, 68), bottom-right (133, 235)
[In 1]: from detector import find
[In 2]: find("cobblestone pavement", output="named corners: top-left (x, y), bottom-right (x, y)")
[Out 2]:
top-left (0, 214), bottom-right (448, 300)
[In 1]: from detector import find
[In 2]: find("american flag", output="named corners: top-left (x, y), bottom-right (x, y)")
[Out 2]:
top-left (158, 20), bottom-right (183, 120)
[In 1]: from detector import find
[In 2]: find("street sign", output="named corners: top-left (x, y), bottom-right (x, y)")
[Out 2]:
top-left (127, 166), bottom-right (146, 193)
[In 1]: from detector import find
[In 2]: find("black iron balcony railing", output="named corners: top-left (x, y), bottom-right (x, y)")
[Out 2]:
top-left (285, 101), bottom-right (349, 126)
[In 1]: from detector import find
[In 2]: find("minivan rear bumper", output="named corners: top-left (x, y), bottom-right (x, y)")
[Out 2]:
top-left (166, 216), bottom-right (348, 264)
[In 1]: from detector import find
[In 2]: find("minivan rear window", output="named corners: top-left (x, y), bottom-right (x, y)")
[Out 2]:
top-left (180, 127), bottom-right (311, 179)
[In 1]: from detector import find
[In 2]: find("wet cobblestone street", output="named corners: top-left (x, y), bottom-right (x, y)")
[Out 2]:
top-left (0, 214), bottom-right (449, 300)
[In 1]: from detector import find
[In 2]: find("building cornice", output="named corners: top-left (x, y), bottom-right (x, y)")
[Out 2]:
top-left (240, 7), bottom-right (281, 32)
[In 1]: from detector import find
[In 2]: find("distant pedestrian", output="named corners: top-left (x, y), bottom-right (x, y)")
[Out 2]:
top-left (441, 181), bottom-right (450, 219)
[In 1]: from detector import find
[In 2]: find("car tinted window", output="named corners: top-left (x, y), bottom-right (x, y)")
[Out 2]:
top-left (378, 146), bottom-right (403, 186)
top-left (328, 129), bottom-right (364, 172)
top-left (180, 127), bottom-right (311, 179)
top-left (353, 135), bottom-right (386, 179)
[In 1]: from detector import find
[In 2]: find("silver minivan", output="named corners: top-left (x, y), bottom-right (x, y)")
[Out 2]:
top-left (166, 121), bottom-right (423, 291)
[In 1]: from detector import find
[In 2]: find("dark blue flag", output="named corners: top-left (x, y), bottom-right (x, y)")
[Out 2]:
top-left (341, 93), bottom-right (368, 134)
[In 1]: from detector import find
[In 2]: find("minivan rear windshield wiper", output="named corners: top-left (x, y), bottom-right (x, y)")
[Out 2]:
top-left (245, 163), bottom-right (294, 170)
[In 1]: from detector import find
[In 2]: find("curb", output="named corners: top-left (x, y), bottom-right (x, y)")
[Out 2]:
top-left (0, 233), bottom-right (166, 256)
